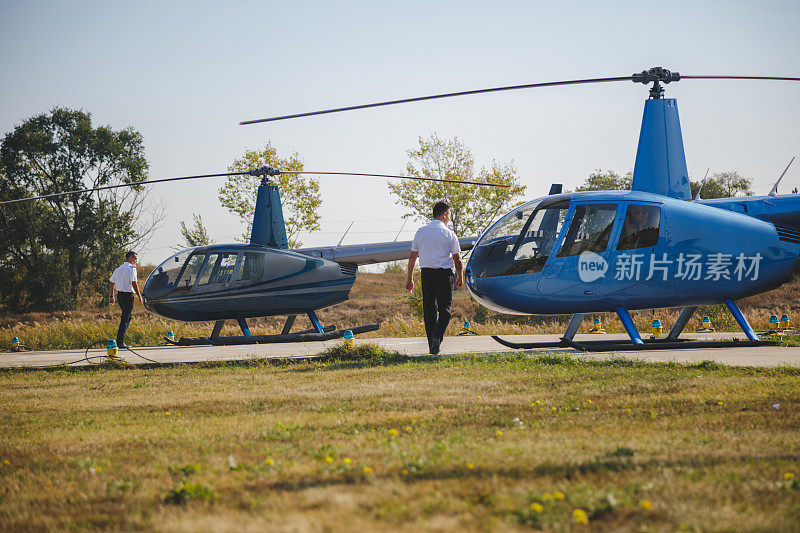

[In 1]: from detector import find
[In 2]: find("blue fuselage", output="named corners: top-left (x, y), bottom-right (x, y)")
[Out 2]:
top-left (466, 191), bottom-right (800, 315)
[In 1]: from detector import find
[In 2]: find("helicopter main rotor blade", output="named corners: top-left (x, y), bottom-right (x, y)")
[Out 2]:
top-left (0, 169), bottom-right (509, 206)
top-left (239, 76), bottom-right (633, 124)
top-left (681, 75), bottom-right (800, 82)
top-left (0, 171), bottom-right (253, 206)
top-left (240, 70), bottom-right (800, 125)
top-left (280, 171), bottom-right (510, 188)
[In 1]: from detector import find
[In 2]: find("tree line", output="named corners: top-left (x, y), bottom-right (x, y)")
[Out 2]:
top-left (0, 107), bottom-right (760, 313)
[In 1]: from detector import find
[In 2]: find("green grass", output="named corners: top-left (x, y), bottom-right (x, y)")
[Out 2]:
top-left (0, 354), bottom-right (798, 531)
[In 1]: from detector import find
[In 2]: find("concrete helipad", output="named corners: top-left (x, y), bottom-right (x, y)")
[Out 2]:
top-left (3, 332), bottom-right (800, 368)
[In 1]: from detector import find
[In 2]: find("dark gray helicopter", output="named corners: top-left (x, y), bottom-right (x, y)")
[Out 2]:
top-left (1, 167), bottom-right (503, 345)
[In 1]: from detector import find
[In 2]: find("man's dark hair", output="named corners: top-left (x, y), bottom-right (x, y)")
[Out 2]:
top-left (432, 201), bottom-right (450, 219)
top-left (125, 251), bottom-right (137, 261)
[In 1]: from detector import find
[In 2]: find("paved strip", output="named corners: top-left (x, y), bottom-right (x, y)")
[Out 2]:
top-left (2, 332), bottom-right (799, 368)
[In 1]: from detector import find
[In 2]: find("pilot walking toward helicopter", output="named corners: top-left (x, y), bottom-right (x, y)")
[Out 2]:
top-left (109, 251), bottom-right (144, 349)
top-left (406, 201), bottom-right (464, 355)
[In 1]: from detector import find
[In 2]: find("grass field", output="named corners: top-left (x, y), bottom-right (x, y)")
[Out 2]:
top-left (1, 350), bottom-right (798, 531)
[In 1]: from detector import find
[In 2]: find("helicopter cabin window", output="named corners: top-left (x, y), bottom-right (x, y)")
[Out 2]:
top-left (197, 252), bottom-right (238, 286)
top-left (236, 252), bottom-right (266, 283)
top-left (144, 249), bottom-right (193, 298)
top-left (616, 205), bottom-right (660, 250)
top-left (471, 198), bottom-right (569, 277)
top-left (557, 204), bottom-right (617, 257)
top-left (172, 252), bottom-right (206, 295)
top-left (507, 200), bottom-right (570, 274)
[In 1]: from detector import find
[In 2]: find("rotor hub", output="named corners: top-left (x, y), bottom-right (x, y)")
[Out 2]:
top-left (632, 67), bottom-right (681, 99)
top-left (248, 166), bottom-right (282, 185)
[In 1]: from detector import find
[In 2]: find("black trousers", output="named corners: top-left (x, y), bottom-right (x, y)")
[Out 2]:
top-left (116, 292), bottom-right (134, 345)
top-left (420, 268), bottom-right (455, 348)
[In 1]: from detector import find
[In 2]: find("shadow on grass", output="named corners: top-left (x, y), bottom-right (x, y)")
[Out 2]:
top-left (230, 451), bottom-right (800, 495)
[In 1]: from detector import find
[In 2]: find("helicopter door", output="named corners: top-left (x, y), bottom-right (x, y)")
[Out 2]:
top-left (170, 252), bottom-right (206, 296)
top-left (601, 203), bottom-right (675, 300)
top-left (193, 252), bottom-right (240, 295)
top-left (538, 203), bottom-right (621, 296)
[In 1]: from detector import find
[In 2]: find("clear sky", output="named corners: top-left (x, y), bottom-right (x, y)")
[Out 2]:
top-left (2, 0), bottom-right (799, 265)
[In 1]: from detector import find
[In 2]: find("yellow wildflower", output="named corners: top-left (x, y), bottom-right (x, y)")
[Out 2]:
top-left (388, 428), bottom-right (399, 437)
top-left (165, 411), bottom-right (171, 415)
top-left (784, 472), bottom-right (795, 480)
top-left (553, 491), bottom-right (565, 500)
top-left (264, 457), bottom-right (274, 466)
top-left (465, 462), bottom-right (474, 470)
top-left (401, 468), bottom-right (409, 476)
top-left (552, 407), bottom-right (557, 411)
top-left (2, 460), bottom-right (9, 466)
top-left (640, 500), bottom-right (652, 510)
top-left (343, 457), bottom-right (351, 464)
top-left (530, 502), bottom-right (543, 513)
top-left (477, 395), bottom-right (482, 399)
top-left (573, 508), bottom-right (589, 525)
top-left (324, 455), bottom-right (333, 463)
top-left (542, 492), bottom-right (553, 500)
top-left (494, 430), bottom-right (503, 437)
top-left (405, 426), bottom-right (413, 432)
top-left (362, 466), bottom-right (373, 474)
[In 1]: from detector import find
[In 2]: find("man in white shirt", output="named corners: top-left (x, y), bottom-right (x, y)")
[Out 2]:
top-left (109, 251), bottom-right (143, 348)
top-left (406, 201), bottom-right (464, 355)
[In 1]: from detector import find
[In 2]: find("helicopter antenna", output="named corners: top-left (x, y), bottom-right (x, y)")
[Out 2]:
top-left (393, 218), bottom-right (408, 242)
top-left (768, 157), bottom-right (795, 197)
top-left (240, 68), bottom-right (800, 124)
top-left (694, 169), bottom-right (710, 201)
top-left (337, 221), bottom-right (354, 246)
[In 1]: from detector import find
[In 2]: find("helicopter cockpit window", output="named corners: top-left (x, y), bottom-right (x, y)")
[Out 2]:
top-left (198, 252), bottom-right (238, 286)
top-left (144, 249), bottom-right (193, 298)
top-left (237, 252), bottom-right (266, 283)
top-left (172, 252), bottom-right (206, 295)
top-left (471, 198), bottom-right (570, 277)
top-left (616, 205), bottom-right (660, 250)
top-left (557, 204), bottom-right (618, 257)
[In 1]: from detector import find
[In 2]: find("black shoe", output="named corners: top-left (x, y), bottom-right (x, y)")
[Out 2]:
top-left (430, 338), bottom-right (441, 355)
top-left (118, 343), bottom-right (131, 349)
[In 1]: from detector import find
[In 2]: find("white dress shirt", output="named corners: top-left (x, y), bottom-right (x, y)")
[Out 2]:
top-left (109, 262), bottom-right (137, 293)
top-left (411, 220), bottom-right (461, 269)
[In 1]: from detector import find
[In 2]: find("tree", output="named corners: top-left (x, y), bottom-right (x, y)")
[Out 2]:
top-left (174, 213), bottom-right (213, 250)
top-left (388, 135), bottom-right (526, 237)
top-left (219, 142), bottom-right (321, 247)
top-left (690, 171), bottom-right (753, 199)
top-left (0, 107), bottom-right (158, 312)
top-left (575, 169), bottom-right (632, 191)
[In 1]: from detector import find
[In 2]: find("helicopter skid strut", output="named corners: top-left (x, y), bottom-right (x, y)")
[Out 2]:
top-left (492, 304), bottom-right (779, 352)
top-left (169, 322), bottom-right (380, 346)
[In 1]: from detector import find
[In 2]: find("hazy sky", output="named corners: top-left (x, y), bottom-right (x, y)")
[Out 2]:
top-left (2, 1), bottom-right (799, 265)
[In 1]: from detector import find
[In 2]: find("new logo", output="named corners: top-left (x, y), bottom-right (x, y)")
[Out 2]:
top-left (578, 251), bottom-right (608, 283)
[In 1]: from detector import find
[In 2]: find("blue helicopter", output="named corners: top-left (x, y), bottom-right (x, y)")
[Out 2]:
top-left (242, 67), bottom-right (800, 351)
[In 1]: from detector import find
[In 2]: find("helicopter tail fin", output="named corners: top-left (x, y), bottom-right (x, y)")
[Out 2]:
top-left (631, 98), bottom-right (692, 201)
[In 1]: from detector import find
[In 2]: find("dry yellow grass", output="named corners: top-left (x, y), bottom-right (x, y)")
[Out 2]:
top-left (0, 352), bottom-right (798, 531)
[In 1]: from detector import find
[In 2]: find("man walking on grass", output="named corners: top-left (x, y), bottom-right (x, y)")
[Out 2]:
top-left (109, 251), bottom-right (143, 349)
top-left (406, 201), bottom-right (464, 355)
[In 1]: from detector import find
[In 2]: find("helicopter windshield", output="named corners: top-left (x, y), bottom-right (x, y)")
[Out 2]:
top-left (472, 198), bottom-right (570, 277)
top-left (144, 249), bottom-right (195, 299)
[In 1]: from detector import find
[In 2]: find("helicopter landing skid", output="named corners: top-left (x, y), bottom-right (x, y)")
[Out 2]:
top-left (491, 335), bottom-right (777, 352)
top-left (168, 323), bottom-right (380, 346)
